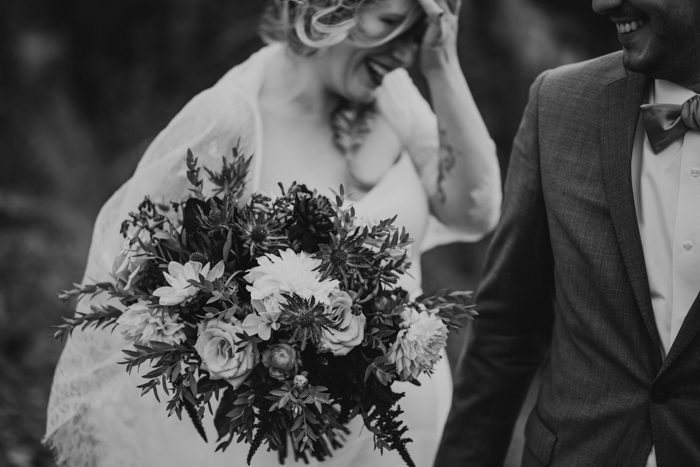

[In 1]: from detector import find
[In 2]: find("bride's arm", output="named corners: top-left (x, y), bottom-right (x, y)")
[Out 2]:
top-left (380, 0), bottom-right (501, 238)
top-left (420, 0), bottom-right (500, 236)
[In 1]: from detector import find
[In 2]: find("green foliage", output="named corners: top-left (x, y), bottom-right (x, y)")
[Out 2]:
top-left (52, 146), bottom-right (474, 466)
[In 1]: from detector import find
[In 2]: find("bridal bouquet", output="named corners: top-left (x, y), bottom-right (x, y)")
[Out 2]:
top-left (56, 147), bottom-right (474, 466)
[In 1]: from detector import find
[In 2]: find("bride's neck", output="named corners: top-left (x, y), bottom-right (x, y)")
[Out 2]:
top-left (261, 44), bottom-right (340, 120)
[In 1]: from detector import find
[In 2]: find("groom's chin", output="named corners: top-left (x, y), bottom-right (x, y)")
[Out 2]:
top-left (620, 43), bottom-right (660, 76)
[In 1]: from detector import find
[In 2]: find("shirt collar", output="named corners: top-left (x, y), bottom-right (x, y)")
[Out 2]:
top-left (652, 79), bottom-right (697, 106)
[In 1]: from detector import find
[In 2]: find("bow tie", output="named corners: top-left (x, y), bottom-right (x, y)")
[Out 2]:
top-left (640, 94), bottom-right (700, 154)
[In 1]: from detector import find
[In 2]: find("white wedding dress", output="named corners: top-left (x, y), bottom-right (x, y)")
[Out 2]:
top-left (45, 44), bottom-right (491, 467)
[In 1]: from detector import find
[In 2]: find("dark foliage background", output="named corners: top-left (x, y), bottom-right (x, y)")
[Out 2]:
top-left (0, 1), bottom-right (616, 465)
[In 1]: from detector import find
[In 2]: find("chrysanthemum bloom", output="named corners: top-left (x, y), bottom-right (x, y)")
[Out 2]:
top-left (195, 318), bottom-right (259, 389)
top-left (319, 290), bottom-right (365, 356)
top-left (387, 306), bottom-right (448, 382)
top-left (261, 343), bottom-right (299, 381)
top-left (245, 248), bottom-right (339, 317)
top-left (116, 301), bottom-right (186, 345)
top-left (153, 260), bottom-right (224, 306)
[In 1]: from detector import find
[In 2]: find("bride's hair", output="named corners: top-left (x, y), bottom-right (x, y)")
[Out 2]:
top-left (259, 0), bottom-right (420, 55)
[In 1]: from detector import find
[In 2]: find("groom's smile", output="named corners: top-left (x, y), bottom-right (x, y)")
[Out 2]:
top-left (593, 0), bottom-right (700, 89)
top-left (613, 18), bottom-right (646, 35)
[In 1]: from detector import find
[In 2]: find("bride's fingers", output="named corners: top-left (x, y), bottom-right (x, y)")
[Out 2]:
top-left (416, 0), bottom-right (445, 19)
top-left (432, 0), bottom-right (460, 16)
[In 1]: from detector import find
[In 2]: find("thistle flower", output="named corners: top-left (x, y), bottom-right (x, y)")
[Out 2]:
top-left (387, 306), bottom-right (448, 382)
top-left (278, 294), bottom-right (334, 350)
top-left (316, 235), bottom-right (367, 282)
top-left (153, 260), bottom-right (225, 306)
top-left (235, 207), bottom-right (288, 257)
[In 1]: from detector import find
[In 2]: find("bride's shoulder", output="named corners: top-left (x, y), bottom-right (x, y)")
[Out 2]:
top-left (175, 45), bottom-right (280, 134)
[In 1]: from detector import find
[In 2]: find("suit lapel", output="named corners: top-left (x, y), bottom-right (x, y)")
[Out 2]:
top-left (600, 73), bottom-right (664, 360)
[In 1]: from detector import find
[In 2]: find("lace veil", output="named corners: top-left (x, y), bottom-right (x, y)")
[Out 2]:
top-left (44, 60), bottom-right (261, 464)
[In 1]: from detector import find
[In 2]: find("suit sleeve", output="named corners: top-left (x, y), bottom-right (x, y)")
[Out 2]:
top-left (434, 70), bottom-right (555, 466)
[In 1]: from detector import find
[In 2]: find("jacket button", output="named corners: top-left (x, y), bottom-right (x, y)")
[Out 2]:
top-left (651, 386), bottom-right (670, 404)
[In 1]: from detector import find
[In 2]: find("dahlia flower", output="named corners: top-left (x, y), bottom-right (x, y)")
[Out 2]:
top-left (387, 306), bottom-right (448, 381)
top-left (245, 249), bottom-right (339, 315)
top-left (117, 301), bottom-right (186, 345)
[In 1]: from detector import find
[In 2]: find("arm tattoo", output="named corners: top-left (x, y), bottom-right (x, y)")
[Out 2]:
top-left (435, 126), bottom-right (457, 204)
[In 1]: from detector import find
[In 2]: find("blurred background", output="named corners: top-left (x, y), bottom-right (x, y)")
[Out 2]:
top-left (0, 1), bottom-right (617, 465)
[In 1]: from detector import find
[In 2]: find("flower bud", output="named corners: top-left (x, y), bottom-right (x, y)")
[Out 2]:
top-left (262, 343), bottom-right (298, 381)
top-left (189, 251), bottom-right (209, 264)
top-left (293, 374), bottom-right (308, 389)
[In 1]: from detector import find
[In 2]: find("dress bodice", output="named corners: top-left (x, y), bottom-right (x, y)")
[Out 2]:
top-left (239, 44), bottom-right (446, 293)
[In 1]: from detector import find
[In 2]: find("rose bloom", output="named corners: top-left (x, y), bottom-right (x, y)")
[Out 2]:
top-left (319, 290), bottom-right (365, 356)
top-left (387, 306), bottom-right (448, 381)
top-left (195, 318), bottom-right (259, 389)
top-left (261, 343), bottom-right (298, 381)
top-left (116, 301), bottom-right (185, 345)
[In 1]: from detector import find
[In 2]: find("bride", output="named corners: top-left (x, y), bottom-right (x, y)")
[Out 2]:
top-left (45, 0), bottom-right (501, 465)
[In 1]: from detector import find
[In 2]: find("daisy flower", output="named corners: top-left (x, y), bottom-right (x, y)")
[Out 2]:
top-left (153, 260), bottom-right (224, 306)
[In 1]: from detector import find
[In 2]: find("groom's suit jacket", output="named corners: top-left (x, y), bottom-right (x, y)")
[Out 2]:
top-left (436, 52), bottom-right (700, 466)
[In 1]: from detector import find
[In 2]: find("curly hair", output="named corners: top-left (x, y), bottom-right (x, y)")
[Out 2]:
top-left (259, 0), bottom-right (420, 55)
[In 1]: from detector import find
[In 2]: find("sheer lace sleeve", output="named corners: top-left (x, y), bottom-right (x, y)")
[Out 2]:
top-left (44, 77), bottom-right (259, 466)
top-left (376, 69), bottom-right (491, 251)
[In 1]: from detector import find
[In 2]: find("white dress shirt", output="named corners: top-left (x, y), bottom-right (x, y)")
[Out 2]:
top-left (631, 79), bottom-right (700, 467)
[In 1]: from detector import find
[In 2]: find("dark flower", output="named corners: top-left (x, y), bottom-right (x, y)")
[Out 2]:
top-left (235, 206), bottom-right (288, 258)
top-left (278, 294), bottom-right (334, 350)
top-left (286, 186), bottom-right (337, 252)
top-left (316, 233), bottom-right (369, 283)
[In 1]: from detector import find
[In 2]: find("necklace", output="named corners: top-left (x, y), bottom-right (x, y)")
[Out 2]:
top-left (329, 100), bottom-right (377, 156)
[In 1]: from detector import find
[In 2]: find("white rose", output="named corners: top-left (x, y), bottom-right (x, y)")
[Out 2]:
top-left (320, 290), bottom-right (366, 356)
top-left (195, 319), bottom-right (259, 389)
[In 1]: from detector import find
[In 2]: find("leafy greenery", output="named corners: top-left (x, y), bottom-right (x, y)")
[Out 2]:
top-left (54, 146), bottom-right (476, 465)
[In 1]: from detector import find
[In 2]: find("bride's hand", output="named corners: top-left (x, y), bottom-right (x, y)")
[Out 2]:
top-left (416, 0), bottom-right (461, 72)
top-left (375, 69), bottom-right (437, 152)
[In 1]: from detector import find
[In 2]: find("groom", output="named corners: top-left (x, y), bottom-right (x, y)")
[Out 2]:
top-left (435, 0), bottom-right (700, 465)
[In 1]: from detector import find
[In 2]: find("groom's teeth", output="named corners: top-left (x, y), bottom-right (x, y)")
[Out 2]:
top-left (616, 20), bottom-right (645, 34)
